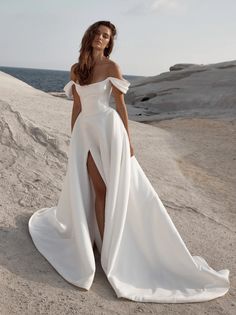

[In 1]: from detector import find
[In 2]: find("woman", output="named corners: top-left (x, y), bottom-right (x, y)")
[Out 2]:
top-left (70, 21), bottom-right (134, 240)
top-left (28, 20), bottom-right (230, 303)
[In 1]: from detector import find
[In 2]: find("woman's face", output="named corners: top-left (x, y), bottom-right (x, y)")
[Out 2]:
top-left (91, 25), bottom-right (111, 52)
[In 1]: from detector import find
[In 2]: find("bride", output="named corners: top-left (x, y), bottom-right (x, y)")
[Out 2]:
top-left (28, 20), bottom-right (230, 303)
top-left (69, 21), bottom-right (134, 241)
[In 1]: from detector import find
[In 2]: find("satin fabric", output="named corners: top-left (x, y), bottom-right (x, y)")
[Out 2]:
top-left (28, 76), bottom-right (230, 303)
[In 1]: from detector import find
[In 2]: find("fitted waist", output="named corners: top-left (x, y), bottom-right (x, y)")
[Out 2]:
top-left (80, 101), bottom-right (111, 117)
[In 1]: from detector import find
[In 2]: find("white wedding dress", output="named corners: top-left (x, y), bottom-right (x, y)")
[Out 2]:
top-left (28, 76), bottom-right (230, 303)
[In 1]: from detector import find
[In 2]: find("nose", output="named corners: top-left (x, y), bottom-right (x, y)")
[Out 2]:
top-left (97, 33), bottom-right (103, 40)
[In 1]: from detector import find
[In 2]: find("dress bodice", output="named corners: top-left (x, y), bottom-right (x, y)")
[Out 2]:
top-left (63, 77), bottom-right (130, 116)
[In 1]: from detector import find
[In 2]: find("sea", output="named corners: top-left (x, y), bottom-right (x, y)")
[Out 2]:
top-left (0, 66), bottom-right (145, 93)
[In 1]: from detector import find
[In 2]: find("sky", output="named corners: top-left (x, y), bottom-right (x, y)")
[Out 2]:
top-left (0, 0), bottom-right (236, 76)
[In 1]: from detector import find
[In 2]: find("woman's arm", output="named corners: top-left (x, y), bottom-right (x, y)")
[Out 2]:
top-left (109, 63), bottom-right (134, 157)
top-left (70, 64), bottom-right (82, 132)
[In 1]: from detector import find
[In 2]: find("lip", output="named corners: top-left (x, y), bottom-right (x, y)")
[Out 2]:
top-left (96, 40), bottom-right (102, 44)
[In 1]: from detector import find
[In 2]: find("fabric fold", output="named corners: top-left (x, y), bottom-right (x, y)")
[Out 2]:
top-left (63, 80), bottom-right (74, 100)
top-left (108, 77), bottom-right (130, 94)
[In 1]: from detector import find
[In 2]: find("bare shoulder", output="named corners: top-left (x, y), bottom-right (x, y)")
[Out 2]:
top-left (107, 59), bottom-right (123, 79)
top-left (70, 62), bottom-right (78, 70)
top-left (70, 63), bottom-right (78, 80)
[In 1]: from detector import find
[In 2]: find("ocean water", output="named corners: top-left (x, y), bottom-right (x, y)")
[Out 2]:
top-left (0, 66), bottom-right (143, 93)
top-left (0, 66), bottom-right (69, 92)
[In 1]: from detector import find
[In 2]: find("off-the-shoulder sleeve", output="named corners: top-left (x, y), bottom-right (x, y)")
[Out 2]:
top-left (63, 80), bottom-right (75, 100)
top-left (109, 77), bottom-right (130, 94)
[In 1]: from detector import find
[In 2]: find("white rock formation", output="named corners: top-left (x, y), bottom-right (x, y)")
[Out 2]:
top-left (126, 60), bottom-right (236, 122)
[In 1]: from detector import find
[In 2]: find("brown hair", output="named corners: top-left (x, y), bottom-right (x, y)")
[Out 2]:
top-left (73, 20), bottom-right (117, 85)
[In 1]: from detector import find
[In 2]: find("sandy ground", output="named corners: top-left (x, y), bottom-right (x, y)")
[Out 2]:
top-left (0, 71), bottom-right (235, 314)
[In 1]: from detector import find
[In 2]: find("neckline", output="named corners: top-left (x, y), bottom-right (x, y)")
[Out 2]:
top-left (73, 76), bottom-right (126, 87)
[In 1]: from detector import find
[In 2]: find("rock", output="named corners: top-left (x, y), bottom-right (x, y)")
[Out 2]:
top-left (125, 59), bottom-right (236, 122)
top-left (169, 63), bottom-right (199, 71)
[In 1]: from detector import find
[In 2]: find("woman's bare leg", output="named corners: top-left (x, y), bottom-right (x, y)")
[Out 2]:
top-left (87, 150), bottom-right (106, 241)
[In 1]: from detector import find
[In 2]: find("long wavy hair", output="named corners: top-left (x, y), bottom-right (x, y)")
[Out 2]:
top-left (73, 21), bottom-right (117, 85)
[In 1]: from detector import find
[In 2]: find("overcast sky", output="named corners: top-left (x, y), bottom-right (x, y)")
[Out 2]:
top-left (0, 0), bottom-right (235, 76)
